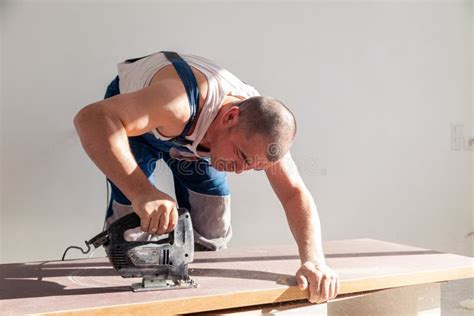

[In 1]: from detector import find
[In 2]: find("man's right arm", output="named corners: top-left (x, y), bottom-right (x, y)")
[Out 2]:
top-left (73, 79), bottom-right (188, 234)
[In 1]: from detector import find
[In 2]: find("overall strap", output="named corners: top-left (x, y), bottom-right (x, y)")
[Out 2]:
top-left (162, 51), bottom-right (200, 146)
top-left (124, 53), bottom-right (153, 63)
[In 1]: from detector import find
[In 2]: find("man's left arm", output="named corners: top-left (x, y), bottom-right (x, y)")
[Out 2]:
top-left (265, 151), bottom-right (340, 303)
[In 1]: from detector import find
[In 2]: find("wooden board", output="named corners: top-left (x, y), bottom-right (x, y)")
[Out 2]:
top-left (0, 238), bottom-right (472, 315)
top-left (203, 283), bottom-right (442, 315)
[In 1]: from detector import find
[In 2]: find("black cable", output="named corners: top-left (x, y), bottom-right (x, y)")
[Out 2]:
top-left (61, 242), bottom-right (91, 261)
top-left (102, 177), bottom-right (110, 232)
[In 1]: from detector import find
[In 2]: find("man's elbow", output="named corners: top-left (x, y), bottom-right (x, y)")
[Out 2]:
top-left (73, 104), bottom-right (100, 131)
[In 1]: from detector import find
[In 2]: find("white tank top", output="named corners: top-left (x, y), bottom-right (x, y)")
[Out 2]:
top-left (116, 52), bottom-right (260, 161)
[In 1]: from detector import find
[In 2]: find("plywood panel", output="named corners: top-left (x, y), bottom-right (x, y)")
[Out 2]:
top-left (202, 283), bottom-right (441, 315)
top-left (0, 238), bottom-right (472, 315)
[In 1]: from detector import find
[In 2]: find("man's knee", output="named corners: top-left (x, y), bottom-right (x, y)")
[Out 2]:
top-left (187, 189), bottom-right (232, 251)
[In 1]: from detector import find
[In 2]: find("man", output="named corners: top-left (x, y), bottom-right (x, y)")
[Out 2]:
top-left (74, 51), bottom-right (339, 303)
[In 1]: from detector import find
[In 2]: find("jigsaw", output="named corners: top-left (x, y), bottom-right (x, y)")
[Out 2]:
top-left (85, 208), bottom-right (198, 292)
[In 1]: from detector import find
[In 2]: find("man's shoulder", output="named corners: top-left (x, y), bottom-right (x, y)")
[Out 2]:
top-left (144, 79), bottom-right (190, 137)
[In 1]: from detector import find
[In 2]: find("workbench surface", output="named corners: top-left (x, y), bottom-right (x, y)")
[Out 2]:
top-left (1, 238), bottom-right (472, 315)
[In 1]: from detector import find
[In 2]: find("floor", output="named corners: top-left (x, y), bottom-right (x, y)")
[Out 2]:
top-left (442, 278), bottom-right (474, 315)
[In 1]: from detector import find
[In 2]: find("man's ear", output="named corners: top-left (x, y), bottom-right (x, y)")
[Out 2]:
top-left (222, 106), bottom-right (240, 126)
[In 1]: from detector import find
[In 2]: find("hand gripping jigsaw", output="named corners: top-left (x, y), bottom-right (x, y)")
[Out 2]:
top-left (87, 208), bottom-right (198, 292)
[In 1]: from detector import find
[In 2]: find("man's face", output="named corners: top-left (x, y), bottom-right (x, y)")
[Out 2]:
top-left (209, 127), bottom-right (273, 173)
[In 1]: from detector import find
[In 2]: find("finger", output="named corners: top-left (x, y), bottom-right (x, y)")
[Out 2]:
top-left (335, 277), bottom-right (341, 296)
top-left (148, 212), bottom-right (160, 235)
top-left (315, 272), bottom-right (324, 302)
top-left (328, 277), bottom-right (336, 300)
top-left (167, 207), bottom-right (178, 232)
top-left (333, 274), bottom-right (340, 298)
top-left (296, 273), bottom-right (308, 290)
top-left (308, 273), bottom-right (321, 303)
top-left (140, 214), bottom-right (151, 233)
top-left (319, 275), bottom-right (330, 303)
top-left (158, 210), bottom-right (170, 235)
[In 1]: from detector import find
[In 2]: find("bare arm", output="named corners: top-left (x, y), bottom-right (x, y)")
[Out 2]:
top-left (265, 151), bottom-right (325, 264)
top-left (74, 79), bottom-right (188, 233)
top-left (265, 151), bottom-right (339, 303)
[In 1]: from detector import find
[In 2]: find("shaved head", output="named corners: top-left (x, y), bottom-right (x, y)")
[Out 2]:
top-left (235, 96), bottom-right (296, 161)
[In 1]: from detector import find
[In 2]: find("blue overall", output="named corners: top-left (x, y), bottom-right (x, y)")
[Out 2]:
top-left (103, 52), bottom-right (232, 251)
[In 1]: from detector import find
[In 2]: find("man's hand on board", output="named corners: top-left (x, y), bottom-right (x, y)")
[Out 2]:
top-left (296, 261), bottom-right (340, 304)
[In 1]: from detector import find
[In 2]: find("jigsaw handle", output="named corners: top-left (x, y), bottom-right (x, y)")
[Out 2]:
top-left (108, 208), bottom-right (188, 242)
top-left (110, 209), bottom-right (187, 231)
top-left (110, 212), bottom-right (142, 232)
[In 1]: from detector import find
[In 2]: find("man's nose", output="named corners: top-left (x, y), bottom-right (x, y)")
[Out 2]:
top-left (243, 160), bottom-right (257, 172)
top-left (234, 162), bottom-right (245, 174)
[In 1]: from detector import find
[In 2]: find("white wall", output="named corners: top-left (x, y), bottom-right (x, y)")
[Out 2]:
top-left (471, 1), bottom-right (474, 254)
top-left (1, 0), bottom-right (472, 263)
top-left (0, 0), bottom-right (4, 264)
